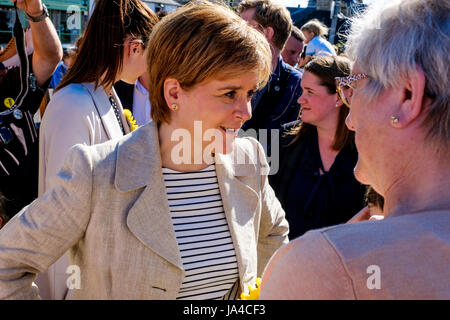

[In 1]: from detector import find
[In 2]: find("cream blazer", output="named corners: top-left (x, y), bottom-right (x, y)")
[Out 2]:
top-left (39, 82), bottom-right (130, 195)
top-left (0, 122), bottom-right (289, 299)
top-left (36, 82), bottom-right (130, 300)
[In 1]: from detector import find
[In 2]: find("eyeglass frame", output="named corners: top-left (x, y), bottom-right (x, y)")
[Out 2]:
top-left (114, 38), bottom-right (147, 50)
top-left (335, 73), bottom-right (368, 108)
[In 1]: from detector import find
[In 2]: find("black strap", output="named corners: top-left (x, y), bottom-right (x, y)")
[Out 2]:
top-left (109, 95), bottom-right (125, 135)
top-left (0, 2), bottom-right (30, 117)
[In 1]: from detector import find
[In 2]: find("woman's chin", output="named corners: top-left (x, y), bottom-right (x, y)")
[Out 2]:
top-left (353, 160), bottom-right (370, 185)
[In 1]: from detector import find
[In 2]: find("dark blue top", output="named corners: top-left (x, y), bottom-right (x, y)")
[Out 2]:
top-left (242, 56), bottom-right (302, 132)
top-left (269, 124), bottom-right (366, 240)
top-left (241, 57), bottom-right (303, 158)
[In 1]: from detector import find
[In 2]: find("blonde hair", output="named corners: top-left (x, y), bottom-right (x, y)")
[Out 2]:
top-left (301, 18), bottom-right (329, 37)
top-left (238, 0), bottom-right (293, 51)
top-left (148, 0), bottom-right (272, 125)
top-left (345, 0), bottom-right (450, 154)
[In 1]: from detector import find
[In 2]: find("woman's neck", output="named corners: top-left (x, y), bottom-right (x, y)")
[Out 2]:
top-left (316, 124), bottom-right (337, 149)
top-left (158, 122), bottom-right (212, 172)
top-left (104, 85), bottom-right (113, 96)
top-left (382, 154), bottom-right (450, 218)
top-left (315, 123), bottom-right (339, 173)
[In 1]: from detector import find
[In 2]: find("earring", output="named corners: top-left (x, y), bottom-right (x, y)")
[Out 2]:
top-left (171, 103), bottom-right (178, 111)
top-left (391, 116), bottom-right (399, 124)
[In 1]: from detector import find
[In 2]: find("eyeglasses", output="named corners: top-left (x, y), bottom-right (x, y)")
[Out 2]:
top-left (130, 38), bottom-right (146, 49)
top-left (335, 73), bottom-right (368, 108)
top-left (115, 38), bottom-right (146, 49)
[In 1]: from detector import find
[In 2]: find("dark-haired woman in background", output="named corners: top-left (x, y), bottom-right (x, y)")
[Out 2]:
top-left (40, 0), bottom-right (158, 195)
top-left (36, 0), bottom-right (158, 299)
top-left (269, 56), bottom-right (366, 239)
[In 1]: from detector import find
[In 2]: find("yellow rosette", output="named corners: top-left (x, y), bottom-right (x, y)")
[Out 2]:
top-left (239, 277), bottom-right (261, 300)
top-left (124, 109), bottom-right (138, 131)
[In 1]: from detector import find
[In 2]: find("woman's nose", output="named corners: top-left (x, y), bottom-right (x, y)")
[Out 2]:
top-left (297, 92), bottom-right (306, 105)
top-left (236, 99), bottom-right (252, 122)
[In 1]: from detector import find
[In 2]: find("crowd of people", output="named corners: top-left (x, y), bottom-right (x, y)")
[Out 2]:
top-left (0, 0), bottom-right (448, 300)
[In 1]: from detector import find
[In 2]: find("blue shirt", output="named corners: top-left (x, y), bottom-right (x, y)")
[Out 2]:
top-left (49, 61), bottom-right (68, 89)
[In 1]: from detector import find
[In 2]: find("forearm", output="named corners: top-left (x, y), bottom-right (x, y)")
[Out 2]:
top-left (16, 0), bottom-right (63, 86)
top-left (0, 146), bottom-right (93, 299)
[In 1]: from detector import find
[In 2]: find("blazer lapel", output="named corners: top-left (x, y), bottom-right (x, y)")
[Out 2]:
top-left (215, 150), bottom-right (259, 292)
top-left (111, 87), bottom-right (131, 134)
top-left (115, 127), bottom-right (262, 280)
top-left (81, 83), bottom-right (127, 140)
top-left (115, 122), bottom-right (183, 270)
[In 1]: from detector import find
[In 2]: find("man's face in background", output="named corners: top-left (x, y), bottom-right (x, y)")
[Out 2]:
top-left (281, 35), bottom-right (304, 67)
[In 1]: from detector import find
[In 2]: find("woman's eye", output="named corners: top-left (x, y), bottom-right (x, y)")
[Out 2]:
top-left (247, 90), bottom-right (255, 99)
top-left (225, 91), bottom-right (236, 99)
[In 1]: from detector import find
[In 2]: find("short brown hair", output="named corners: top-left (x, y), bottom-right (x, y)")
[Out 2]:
top-left (291, 25), bottom-right (305, 42)
top-left (147, 0), bottom-right (272, 125)
top-left (238, 0), bottom-right (292, 51)
top-left (291, 56), bottom-right (353, 151)
top-left (57, 0), bottom-right (158, 91)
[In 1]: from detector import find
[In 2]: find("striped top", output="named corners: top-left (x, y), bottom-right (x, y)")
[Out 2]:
top-left (163, 164), bottom-right (239, 300)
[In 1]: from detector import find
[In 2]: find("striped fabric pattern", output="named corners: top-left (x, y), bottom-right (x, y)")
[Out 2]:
top-left (162, 164), bottom-right (239, 300)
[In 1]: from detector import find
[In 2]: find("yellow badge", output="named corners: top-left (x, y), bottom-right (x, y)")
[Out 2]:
top-left (4, 97), bottom-right (15, 109)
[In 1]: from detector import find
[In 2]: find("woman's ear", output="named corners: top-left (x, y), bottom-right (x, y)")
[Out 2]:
top-left (163, 78), bottom-right (182, 110)
top-left (126, 39), bottom-right (143, 57)
top-left (395, 67), bottom-right (426, 128)
top-left (335, 87), bottom-right (353, 107)
top-left (130, 41), bottom-right (141, 55)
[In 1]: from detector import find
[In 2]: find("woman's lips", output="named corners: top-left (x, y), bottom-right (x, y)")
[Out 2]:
top-left (220, 126), bottom-right (239, 136)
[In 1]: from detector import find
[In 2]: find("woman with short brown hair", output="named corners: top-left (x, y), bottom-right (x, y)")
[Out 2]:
top-left (0, 1), bottom-right (288, 300)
